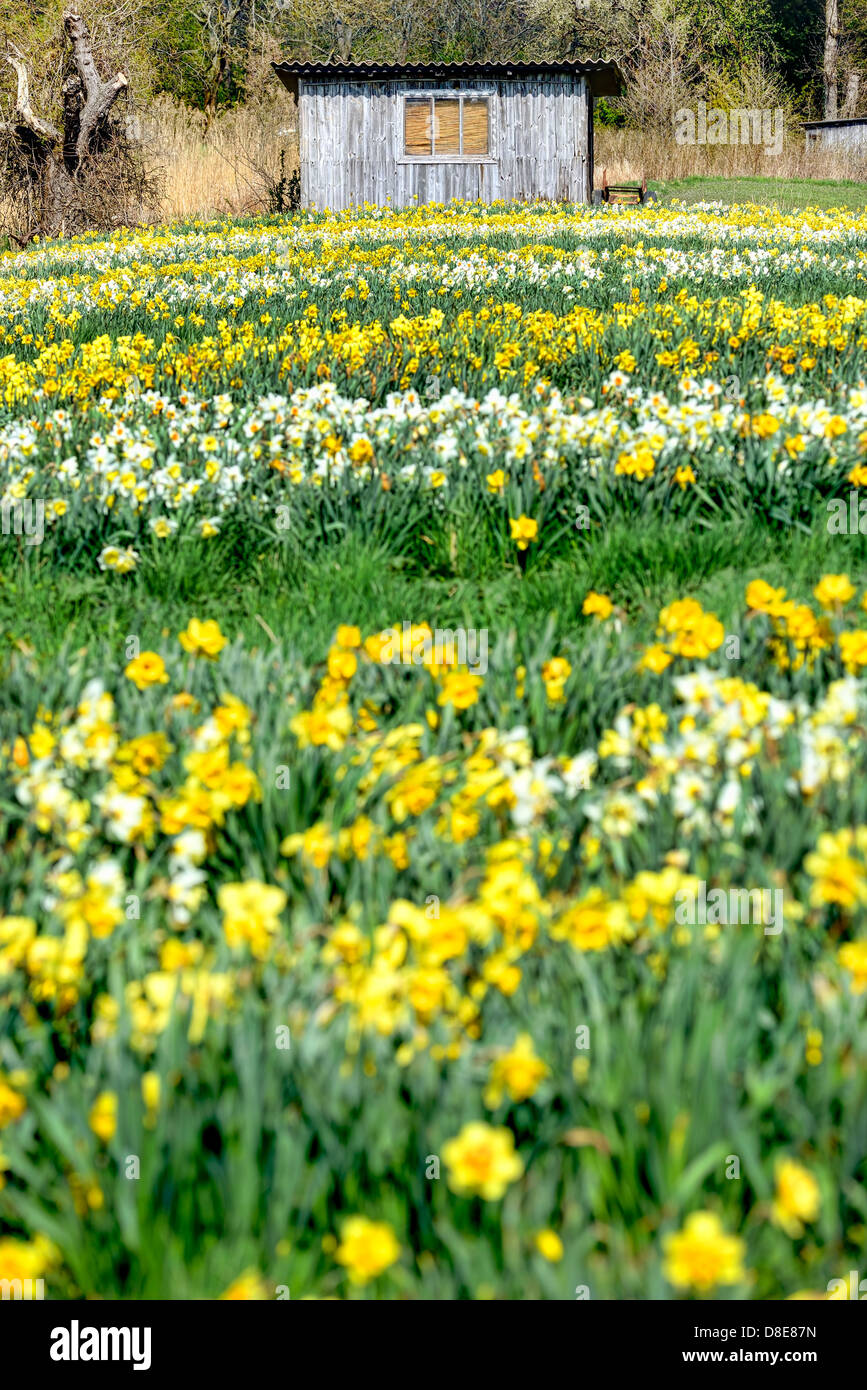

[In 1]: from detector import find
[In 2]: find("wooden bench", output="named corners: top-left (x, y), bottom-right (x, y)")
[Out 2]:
top-left (601, 170), bottom-right (647, 205)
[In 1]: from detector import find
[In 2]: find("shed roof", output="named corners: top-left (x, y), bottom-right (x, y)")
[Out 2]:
top-left (802, 116), bottom-right (867, 129)
top-left (273, 58), bottom-right (622, 97)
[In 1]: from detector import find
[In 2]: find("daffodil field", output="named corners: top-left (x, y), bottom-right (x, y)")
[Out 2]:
top-left (2, 199), bottom-right (867, 1300)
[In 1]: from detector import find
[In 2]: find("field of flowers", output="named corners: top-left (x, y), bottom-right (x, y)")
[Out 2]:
top-left (2, 199), bottom-right (867, 1300)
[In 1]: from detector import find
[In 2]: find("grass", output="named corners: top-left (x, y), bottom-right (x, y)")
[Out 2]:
top-left (3, 516), bottom-right (865, 668)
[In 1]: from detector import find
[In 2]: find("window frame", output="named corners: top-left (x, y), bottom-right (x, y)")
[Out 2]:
top-left (398, 89), bottom-right (496, 164)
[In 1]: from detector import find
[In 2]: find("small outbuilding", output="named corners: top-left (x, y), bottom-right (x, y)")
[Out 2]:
top-left (272, 59), bottom-right (622, 211)
top-left (802, 116), bottom-right (867, 154)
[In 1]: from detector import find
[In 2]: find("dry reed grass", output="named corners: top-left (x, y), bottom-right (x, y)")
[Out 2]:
top-left (149, 94), bottom-right (299, 222)
top-left (594, 126), bottom-right (867, 187)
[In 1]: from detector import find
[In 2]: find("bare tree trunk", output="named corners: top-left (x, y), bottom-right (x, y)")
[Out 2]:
top-left (824, 0), bottom-right (840, 120)
top-left (335, 19), bottom-right (353, 61)
top-left (203, 50), bottom-right (230, 133)
top-left (1, 11), bottom-right (129, 240)
top-left (843, 69), bottom-right (860, 118)
top-left (398, 14), bottom-right (413, 64)
top-left (65, 12), bottom-right (128, 162)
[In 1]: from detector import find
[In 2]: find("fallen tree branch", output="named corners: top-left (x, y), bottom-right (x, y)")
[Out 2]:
top-left (2, 226), bottom-right (40, 249)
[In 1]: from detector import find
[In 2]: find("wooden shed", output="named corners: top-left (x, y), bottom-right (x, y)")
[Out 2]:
top-left (802, 116), bottom-right (867, 155)
top-left (272, 59), bottom-right (623, 211)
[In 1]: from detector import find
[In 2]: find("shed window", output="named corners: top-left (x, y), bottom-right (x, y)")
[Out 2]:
top-left (463, 98), bottom-right (489, 155)
top-left (403, 94), bottom-right (490, 157)
top-left (404, 99), bottom-right (432, 155)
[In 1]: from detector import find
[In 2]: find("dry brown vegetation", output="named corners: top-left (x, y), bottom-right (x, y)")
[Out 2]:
top-left (150, 93), bottom-right (298, 221)
top-left (595, 126), bottom-right (867, 187)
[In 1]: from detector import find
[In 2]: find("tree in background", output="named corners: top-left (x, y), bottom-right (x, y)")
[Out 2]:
top-left (823, 0), bottom-right (867, 117)
top-left (267, 0), bottom-right (396, 63)
top-left (524, 0), bottom-right (777, 129)
top-left (266, 0), bottom-right (550, 64)
top-left (8, 1), bottom-right (864, 128)
top-left (151, 0), bottom-right (254, 125)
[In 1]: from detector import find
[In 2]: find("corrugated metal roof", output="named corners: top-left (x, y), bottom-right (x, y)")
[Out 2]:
top-left (273, 58), bottom-right (622, 96)
top-left (802, 116), bottom-right (867, 129)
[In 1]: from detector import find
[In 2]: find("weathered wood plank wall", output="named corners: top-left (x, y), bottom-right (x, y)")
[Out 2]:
top-left (804, 122), bottom-right (867, 153)
top-left (298, 75), bottom-right (593, 210)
